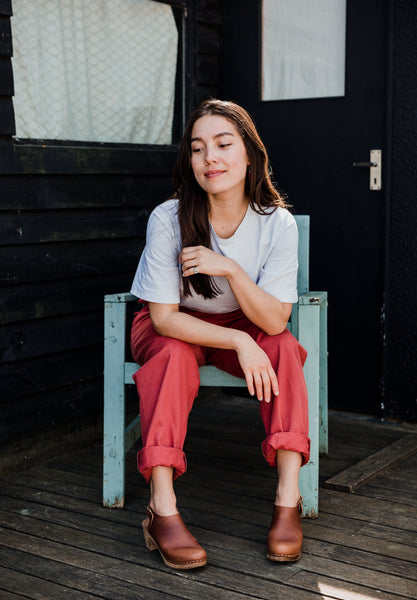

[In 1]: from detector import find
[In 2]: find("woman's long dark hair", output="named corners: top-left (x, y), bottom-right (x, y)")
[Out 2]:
top-left (173, 98), bottom-right (289, 299)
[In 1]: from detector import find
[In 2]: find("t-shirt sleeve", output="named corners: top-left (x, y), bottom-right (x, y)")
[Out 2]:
top-left (257, 216), bottom-right (299, 303)
top-left (130, 207), bottom-right (181, 304)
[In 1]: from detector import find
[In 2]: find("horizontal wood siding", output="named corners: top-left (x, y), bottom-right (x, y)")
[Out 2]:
top-left (0, 169), bottom-right (174, 441)
top-left (0, 0), bottom-right (223, 444)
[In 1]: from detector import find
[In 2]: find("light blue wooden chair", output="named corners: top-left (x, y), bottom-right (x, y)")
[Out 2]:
top-left (103, 215), bottom-right (328, 517)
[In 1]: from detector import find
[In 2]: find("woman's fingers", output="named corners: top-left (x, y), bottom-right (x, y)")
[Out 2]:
top-left (180, 245), bottom-right (231, 278)
top-left (253, 372), bottom-right (264, 402)
top-left (236, 333), bottom-right (279, 403)
top-left (245, 373), bottom-right (255, 398)
top-left (268, 366), bottom-right (279, 397)
top-left (246, 367), bottom-right (278, 403)
top-left (180, 247), bottom-right (204, 277)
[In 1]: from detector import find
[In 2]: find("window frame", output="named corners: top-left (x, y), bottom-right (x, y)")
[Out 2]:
top-left (6, 0), bottom-right (192, 176)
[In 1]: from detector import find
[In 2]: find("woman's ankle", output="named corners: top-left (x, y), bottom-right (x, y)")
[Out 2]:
top-left (274, 486), bottom-right (301, 508)
top-left (149, 497), bottom-right (178, 517)
top-left (149, 466), bottom-right (177, 516)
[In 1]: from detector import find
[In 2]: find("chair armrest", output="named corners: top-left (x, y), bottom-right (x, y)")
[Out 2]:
top-left (298, 291), bottom-right (328, 306)
top-left (104, 292), bottom-right (138, 303)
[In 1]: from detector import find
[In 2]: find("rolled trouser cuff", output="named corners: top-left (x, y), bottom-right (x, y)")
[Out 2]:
top-left (262, 432), bottom-right (310, 467)
top-left (137, 446), bottom-right (187, 483)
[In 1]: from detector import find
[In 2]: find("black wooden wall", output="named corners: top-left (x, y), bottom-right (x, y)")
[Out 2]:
top-left (0, 0), bottom-right (222, 446)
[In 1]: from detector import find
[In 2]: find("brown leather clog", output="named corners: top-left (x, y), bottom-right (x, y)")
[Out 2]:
top-left (142, 506), bottom-right (207, 570)
top-left (267, 496), bottom-right (303, 562)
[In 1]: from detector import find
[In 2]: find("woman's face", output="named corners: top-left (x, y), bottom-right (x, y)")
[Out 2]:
top-left (190, 114), bottom-right (250, 200)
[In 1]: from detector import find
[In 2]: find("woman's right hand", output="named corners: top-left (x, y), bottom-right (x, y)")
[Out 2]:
top-left (234, 332), bottom-right (279, 403)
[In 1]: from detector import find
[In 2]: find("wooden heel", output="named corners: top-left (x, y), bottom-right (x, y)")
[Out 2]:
top-left (142, 521), bottom-right (157, 551)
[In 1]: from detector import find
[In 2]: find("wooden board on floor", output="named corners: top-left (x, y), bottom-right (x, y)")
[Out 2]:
top-left (324, 433), bottom-right (417, 492)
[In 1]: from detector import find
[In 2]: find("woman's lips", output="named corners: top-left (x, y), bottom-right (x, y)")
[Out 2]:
top-left (205, 170), bottom-right (224, 178)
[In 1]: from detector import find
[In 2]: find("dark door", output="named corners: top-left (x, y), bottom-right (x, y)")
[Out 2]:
top-left (223, 1), bottom-right (388, 415)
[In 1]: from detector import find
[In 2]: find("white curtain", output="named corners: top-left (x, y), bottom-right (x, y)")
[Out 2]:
top-left (262, 0), bottom-right (346, 101)
top-left (11, 0), bottom-right (178, 144)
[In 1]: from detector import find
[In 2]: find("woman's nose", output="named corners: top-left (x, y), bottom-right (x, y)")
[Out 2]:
top-left (204, 146), bottom-right (218, 164)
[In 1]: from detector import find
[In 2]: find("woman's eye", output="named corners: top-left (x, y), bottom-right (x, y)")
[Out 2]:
top-left (219, 143), bottom-right (232, 149)
top-left (192, 147), bottom-right (203, 153)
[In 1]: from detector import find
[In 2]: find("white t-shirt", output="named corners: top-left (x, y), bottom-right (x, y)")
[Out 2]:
top-left (130, 198), bottom-right (298, 313)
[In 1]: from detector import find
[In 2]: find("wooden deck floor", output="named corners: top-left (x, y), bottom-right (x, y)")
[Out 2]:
top-left (0, 390), bottom-right (416, 600)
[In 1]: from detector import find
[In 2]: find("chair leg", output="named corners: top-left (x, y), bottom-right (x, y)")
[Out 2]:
top-left (103, 298), bottom-right (127, 508)
top-left (298, 299), bottom-right (321, 518)
top-left (319, 298), bottom-right (328, 456)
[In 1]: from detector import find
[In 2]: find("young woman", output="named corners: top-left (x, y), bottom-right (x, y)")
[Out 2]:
top-left (130, 99), bottom-right (310, 570)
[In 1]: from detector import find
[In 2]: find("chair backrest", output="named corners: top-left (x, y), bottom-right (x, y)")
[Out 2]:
top-left (294, 215), bottom-right (310, 295)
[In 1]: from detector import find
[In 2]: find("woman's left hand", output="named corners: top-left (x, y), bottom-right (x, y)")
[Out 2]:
top-left (180, 245), bottom-right (234, 278)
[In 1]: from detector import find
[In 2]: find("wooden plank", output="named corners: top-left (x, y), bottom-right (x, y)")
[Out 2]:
top-left (124, 362), bottom-right (247, 387)
top-left (0, 546), bottom-right (178, 600)
top-left (195, 1), bottom-right (222, 25)
top-left (103, 297), bottom-right (128, 508)
top-left (356, 483), bottom-right (417, 507)
top-left (0, 56), bottom-right (12, 94)
top-left (0, 407), bottom-right (101, 477)
top-left (0, 1), bottom-right (12, 16)
top-left (0, 144), bottom-right (176, 175)
top-left (319, 488), bottom-right (417, 531)
top-left (0, 16), bottom-right (12, 56)
top-left (0, 271), bottom-right (130, 324)
top-left (194, 23), bottom-right (220, 54)
top-left (0, 311), bottom-right (102, 364)
top-left (195, 54), bottom-right (219, 86)
top-left (0, 566), bottom-right (99, 600)
top-left (324, 434), bottom-right (417, 492)
top-left (0, 97), bottom-right (14, 135)
top-left (0, 238), bottom-right (144, 285)
top-left (0, 175), bottom-right (171, 210)
top-left (0, 382), bottom-right (101, 444)
top-left (0, 590), bottom-right (32, 600)
top-left (0, 344), bottom-right (102, 402)
top-left (406, 451), bottom-right (417, 468)
top-left (1, 208), bottom-right (148, 245)
top-left (356, 464), bottom-right (417, 497)
top-left (328, 408), bottom-right (417, 434)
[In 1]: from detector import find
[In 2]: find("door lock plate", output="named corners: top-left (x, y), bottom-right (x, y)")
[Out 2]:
top-left (370, 149), bottom-right (382, 190)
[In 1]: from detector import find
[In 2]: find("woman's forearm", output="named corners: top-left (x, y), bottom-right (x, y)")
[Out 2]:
top-left (225, 260), bottom-right (292, 335)
top-left (150, 305), bottom-right (247, 351)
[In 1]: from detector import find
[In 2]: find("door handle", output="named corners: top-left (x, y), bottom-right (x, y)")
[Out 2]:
top-left (352, 161), bottom-right (377, 168)
top-left (352, 149), bottom-right (381, 190)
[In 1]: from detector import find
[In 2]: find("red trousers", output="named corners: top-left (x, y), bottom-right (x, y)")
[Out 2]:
top-left (130, 306), bottom-right (310, 483)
